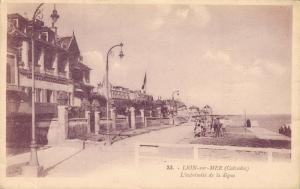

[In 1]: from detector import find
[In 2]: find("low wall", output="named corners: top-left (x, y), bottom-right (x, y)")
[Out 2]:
top-left (161, 118), bottom-right (171, 125)
top-left (99, 119), bottom-right (113, 132)
top-left (115, 118), bottom-right (129, 131)
top-left (68, 118), bottom-right (88, 139)
top-left (37, 118), bottom-right (57, 144)
top-left (175, 116), bottom-right (189, 125)
top-left (6, 115), bottom-right (31, 147)
top-left (146, 117), bottom-right (161, 127)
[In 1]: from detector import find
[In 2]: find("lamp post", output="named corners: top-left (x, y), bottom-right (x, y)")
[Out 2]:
top-left (22, 3), bottom-right (44, 176)
top-left (171, 90), bottom-right (179, 125)
top-left (105, 43), bottom-right (124, 145)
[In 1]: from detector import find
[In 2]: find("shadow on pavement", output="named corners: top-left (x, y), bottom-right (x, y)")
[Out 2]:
top-left (41, 149), bottom-right (84, 177)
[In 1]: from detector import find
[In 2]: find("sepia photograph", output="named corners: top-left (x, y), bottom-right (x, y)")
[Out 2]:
top-left (1, 1), bottom-right (300, 188)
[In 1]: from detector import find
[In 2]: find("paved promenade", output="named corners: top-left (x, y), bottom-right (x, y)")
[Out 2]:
top-left (6, 122), bottom-right (291, 177)
top-left (6, 123), bottom-right (192, 177)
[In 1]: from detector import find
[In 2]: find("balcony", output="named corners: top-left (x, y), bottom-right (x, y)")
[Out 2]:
top-left (7, 100), bottom-right (58, 116)
top-left (35, 102), bottom-right (58, 115)
top-left (58, 71), bottom-right (67, 78)
top-left (45, 68), bottom-right (55, 75)
top-left (34, 65), bottom-right (41, 73)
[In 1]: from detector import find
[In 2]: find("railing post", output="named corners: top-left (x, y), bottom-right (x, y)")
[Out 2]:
top-left (144, 117), bottom-right (148, 127)
top-left (268, 150), bottom-right (273, 163)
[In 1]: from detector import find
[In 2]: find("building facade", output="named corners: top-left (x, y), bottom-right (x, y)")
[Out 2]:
top-left (7, 11), bottom-right (92, 117)
top-left (6, 10), bottom-right (92, 145)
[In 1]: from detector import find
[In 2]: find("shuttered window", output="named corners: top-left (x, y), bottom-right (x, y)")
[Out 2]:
top-left (7, 54), bottom-right (16, 84)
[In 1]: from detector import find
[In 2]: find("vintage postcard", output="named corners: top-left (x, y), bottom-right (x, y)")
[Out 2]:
top-left (0, 0), bottom-right (299, 188)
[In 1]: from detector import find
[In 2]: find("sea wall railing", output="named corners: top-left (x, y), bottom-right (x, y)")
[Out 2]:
top-left (135, 143), bottom-right (291, 164)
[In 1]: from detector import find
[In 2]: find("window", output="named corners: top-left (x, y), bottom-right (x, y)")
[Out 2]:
top-left (53, 91), bottom-right (57, 103)
top-left (46, 90), bottom-right (53, 103)
top-left (16, 47), bottom-right (22, 65)
top-left (68, 93), bottom-right (71, 105)
top-left (40, 32), bottom-right (48, 42)
top-left (35, 89), bottom-right (41, 102)
top-left (7, 54), bottom-right (16, 84)
top-left (11, 18), bottom-right (19, 28)
top-left (26, 87), bottom-right (32, 102)
top-left (85, 72), bottom-right (90, 83)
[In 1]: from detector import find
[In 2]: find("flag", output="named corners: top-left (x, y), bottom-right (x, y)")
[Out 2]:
top-left (99, 74), bottom-right (112, 98)
top-left (141, 73), bottom-right (147, 92)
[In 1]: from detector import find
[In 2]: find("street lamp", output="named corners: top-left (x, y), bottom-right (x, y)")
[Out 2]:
top-left (171, 90), bottom-right (179, 125)
top-left (105, 43), bottom-right (124, 145)
top-left (22, 3), bottom-right (44, 176)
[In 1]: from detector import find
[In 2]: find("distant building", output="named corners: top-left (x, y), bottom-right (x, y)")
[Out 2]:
top-left (96, 74), bottom-right (153, 105)
top-left (188, 105), bottom-right (200, 119)
top-left (111, 86), bottom-right (130, 100)
top-left (129, 90), bottom-right (153, 102)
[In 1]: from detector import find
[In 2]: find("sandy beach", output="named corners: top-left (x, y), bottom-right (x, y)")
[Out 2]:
top-left (190, 124), bottom-right (291, 149)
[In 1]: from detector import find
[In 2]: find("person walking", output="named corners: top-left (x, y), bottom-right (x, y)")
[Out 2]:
top-left (213, 118), bottom-right (219, 138)
top-left (221, 123), bottom-right (226, 137)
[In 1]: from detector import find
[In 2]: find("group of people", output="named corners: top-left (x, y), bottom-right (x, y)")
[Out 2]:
top-left (279, 124), bottom-right (291, 137)
top-left (194, 120), bottom-right (207, 137)
top-left (194, 117), bottom-right (226, 138)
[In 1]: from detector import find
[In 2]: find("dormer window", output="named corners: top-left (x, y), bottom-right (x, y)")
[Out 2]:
top-left (12, 18), bottom-right (19, 28)
top-left (78, 56), bottom-right (83, 62)
top-left (40, 31), bottom-right (48, 42)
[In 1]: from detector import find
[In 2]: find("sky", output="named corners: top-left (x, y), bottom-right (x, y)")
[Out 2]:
top-left (7, 3), bottom-right (292, 114)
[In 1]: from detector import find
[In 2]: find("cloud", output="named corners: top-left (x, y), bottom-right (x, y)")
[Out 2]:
top-left (148, 5), bottom-right (210, 31)
top-left (174, 6), bottom-right (190, 19)
top-left (202, 50), bottom-right (232, 66)
top-left (156, 5), bottom-right (172, 16)
top-left (189, 5), bottom-right (211, 27)
top-left (149, 17), bottom-right (164, 31)
top-left (253, 59), bottom-right (286, 76)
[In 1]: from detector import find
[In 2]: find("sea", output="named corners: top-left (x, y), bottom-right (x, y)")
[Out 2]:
top-left (232, 114), bottom-right (291, 133)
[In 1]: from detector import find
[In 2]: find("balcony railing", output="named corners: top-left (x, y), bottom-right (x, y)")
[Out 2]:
top-left (45, 68), bottom-right (54, 75)
top-left (35, 102), bottom-right (58, 115)
top-left (58, 71), bottom-right (67, 78)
